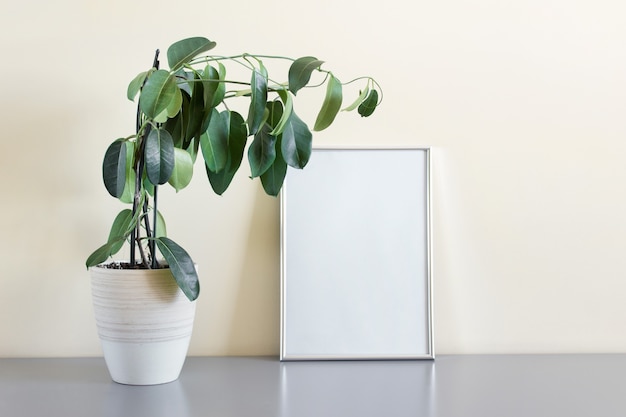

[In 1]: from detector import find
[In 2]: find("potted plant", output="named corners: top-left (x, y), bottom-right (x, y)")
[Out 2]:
top-left (85, 36), bottom-right (380, 385)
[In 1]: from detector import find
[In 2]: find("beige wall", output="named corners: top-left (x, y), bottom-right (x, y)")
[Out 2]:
top-left (1, 0), bottom-right (625, 357)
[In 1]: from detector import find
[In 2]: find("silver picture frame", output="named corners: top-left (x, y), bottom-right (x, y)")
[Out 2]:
top-left (280, 147), bottom-right (434, 360)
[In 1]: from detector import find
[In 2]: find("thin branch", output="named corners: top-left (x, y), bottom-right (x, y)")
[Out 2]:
top-left (188, 53), bottom-right (296, 67)
top-left (151, 186), bottom-right (159, 269)
top-left (136, 237), bottom-right (150, 267)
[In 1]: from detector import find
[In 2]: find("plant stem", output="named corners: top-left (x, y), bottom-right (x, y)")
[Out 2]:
top-left (136, 236), bottom-right (149, 267)
top-left (151, 185), bottom-right (159, 268)
top-left (188, 54), bottom-right (296, 67)
top-left (133, 144), bottom-right (146, 267)
top-left (131, 48), bottom-right (160, 267)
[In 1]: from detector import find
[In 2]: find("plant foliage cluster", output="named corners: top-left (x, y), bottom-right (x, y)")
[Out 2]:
top-left (86, 37), bottom-right (381, 301)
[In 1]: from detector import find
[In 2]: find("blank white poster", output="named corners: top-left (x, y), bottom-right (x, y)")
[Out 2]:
top-left (280, 147), bottom-right (433, 360)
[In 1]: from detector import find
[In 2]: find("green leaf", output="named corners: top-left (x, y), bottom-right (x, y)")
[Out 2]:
top-left (127, 70), bottom-right (150, 101)
top-left (201, 109), bottom-right (229, 173)
top-left (168, 148), bottom-right (194, 192)
top-left (248, 125), bottom-right (276, 178)
top-left (248, 101), bottom-right (282, 178)
top-left (155, 237), bottom-right (200, 301)
top-left (140, 70), bottom-right (181, 119)
top-left (184, 72), bottom-right (206, 145)
top-left (145, 127), bottom-right (175, 185)
top-left (228, 110), bottom-right (248, 149)
top-left (173, 68), bottom-right (194, 96)
top-left (155, 210), bottom-right (167, 238)
top-left (163, 102), bottom-right (185, 148)
top-left (107, 209), bottom-right (134, 254)
top-left (186, 136), bottom-right (200, 163)
top-left (166, 85), bottom-right (183, 118)
top-left (116, 140), bottom-right (135, 204)
top-left (288, 56), bottom-right (324, 95)
top-left (167, 36), bottom-right (217, 71)
top-left (143, 175), bottom-right (155, 197)
top-left (247, 66), bottom-right (268, 135)
top-left (281, 110), bottom-right (312, 169)
top-left (176, 91), bottom-right (192, 148)
top-left (204, 163), bottom-right (228, 196)
top-left (260, 136), bottom-right (288, 196)
top-left (202, 65), bottom-right (218, 105)
top-left (102, 139), bottom-right (127, 198)
top-left (358, 89), bottom-right (378, 117)
top-left (153, 85), bottom-right (183, 123)
top-left (212, 62), bottom-right (227, 107)
top-left (119, 164), bottom-right (136, 204)
top-left (205, 111), bottom-right (247, 195)
top-left (269, 90), bottom-right (293, 136)
top-left (314, 74), bottom-right (343, 131)
top-left (342, 85), bottom-right (370, 112)
top-left (265, 100), bottom-right (284, 129)
top-left (85, 239), bottom-right (124, 268)
top-left (202, 63), bottom-right (226, 109)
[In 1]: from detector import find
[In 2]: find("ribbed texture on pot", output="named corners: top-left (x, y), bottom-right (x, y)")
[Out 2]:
top-left (90, 266), bottom-right (196, 343)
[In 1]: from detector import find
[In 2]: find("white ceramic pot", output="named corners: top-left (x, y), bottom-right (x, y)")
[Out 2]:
top-left (90, 265), bottom-right (196, 385)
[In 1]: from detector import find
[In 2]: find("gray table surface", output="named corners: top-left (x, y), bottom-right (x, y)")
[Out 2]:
top-left (1, 355), bottom-right (624, 416)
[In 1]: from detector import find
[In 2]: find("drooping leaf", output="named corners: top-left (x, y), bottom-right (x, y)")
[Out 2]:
top-left (248, 125), bottom-right (276, 178)
top-left (186, 136), bottom-right (200, 163)
top-left (281, 110), bottom-right (312, 169)
top-left (201, 109), bottom-right (229, 173)
top-left (205, 163), bottom-right (229, 196)
top-left (107, 209), bottom-right (134, 254)
top-left (314, 74), bottom-right (343, 131)
top-left (127, 70), bottom-right (151, 101)
top-left (197, 67), bottom-right (218, 140)
top-left (102, 139), bottom-right (127, 198)
top-left (248, 101), bottom-right (282, 178)
top-left (247, 66), bottom-right (268, 135)
top-left (177, 90), bottom-right (192, 148)
top-left (163, 110), bottom-right (184, 148)
top-left (212, 62), bottom-right (226, 107)
top-left (168, 148), bottom-right (194, 192)
top-left (167, 36), bottom-right (217, 72)
top-left (155, 237), bottom-right (200, 301)
top-left (184, 72), bottom-right (205, 145)
top-left (342, 85), bottom-right (370, 112)
top-left (228, 110), bottom-right (249, 145)
top-left (85, 238), bottom-right (125, 268)
top-left (266, 100), bottom-right (284, 129)
top-left (202, 63), bottom-right (226, 109)
top-left (269, 90), bottom-right (293, 136)
top-left (145, 127), bottom-right (175, 185)
top-left (205, 111), bottom-right (247, 195)
top-left (202, 65), bottom-right (219, 105)
top-left (288, 56), bottom-right (324, 95)
top-left (358, 89), bottom-right (378, 117)
top-left (140, 70), bottom-right (181, 119)
top-left (260, 136), bottom-right (288, 196)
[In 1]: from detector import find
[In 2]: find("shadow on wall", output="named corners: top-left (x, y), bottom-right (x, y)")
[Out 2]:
top-left (226, 185), bottom-right (281, 355)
